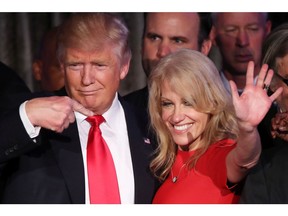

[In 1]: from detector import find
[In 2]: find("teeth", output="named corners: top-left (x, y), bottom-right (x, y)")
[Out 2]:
top-left (174, 124), bottom-right (192, 131)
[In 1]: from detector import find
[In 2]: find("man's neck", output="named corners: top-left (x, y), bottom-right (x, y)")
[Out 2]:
top-left (222, 70), bottom-right (247, 90)
top-left (222, 65), bottom-right (260, 90)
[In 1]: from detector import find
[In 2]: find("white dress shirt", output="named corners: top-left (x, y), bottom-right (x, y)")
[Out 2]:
top-left (220, 70), bottom-right (258, 95)
top-left (19, 93), bottom-right (135, 204)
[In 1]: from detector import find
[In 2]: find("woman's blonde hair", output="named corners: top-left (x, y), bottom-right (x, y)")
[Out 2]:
top-left (148, 49), bottom-right (239, 181)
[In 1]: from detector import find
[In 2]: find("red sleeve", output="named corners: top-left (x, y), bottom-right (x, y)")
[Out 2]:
top-left (195, 139), bottom-right (236, 190)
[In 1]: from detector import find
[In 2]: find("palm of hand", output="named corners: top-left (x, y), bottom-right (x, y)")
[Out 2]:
top-left (234, 85), bottom-right (272, 128)
top-left (230, 61), bottom-right (283, 132)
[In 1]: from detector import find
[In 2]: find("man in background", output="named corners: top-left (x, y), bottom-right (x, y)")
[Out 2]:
top-left (124, 12), bottom-right (212, 109)
top-left (32, 26), bottom-right (64, 92)
top-left (210, 12), bottom-right (271, 94)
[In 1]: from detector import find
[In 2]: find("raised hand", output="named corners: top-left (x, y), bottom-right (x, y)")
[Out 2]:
top-left (226, 62), bottom-right (283, 182)
top-left (229, 61), bottom-right (283, 132)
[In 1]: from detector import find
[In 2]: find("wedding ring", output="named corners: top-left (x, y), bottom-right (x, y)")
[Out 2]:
top-left (263, 84), bottom-right (270, 91)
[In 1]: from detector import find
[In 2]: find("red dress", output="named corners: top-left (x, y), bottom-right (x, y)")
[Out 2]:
top-left (152, 139), bottom-right (240, 204)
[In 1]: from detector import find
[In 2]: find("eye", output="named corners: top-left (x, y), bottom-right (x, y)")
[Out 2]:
top-left (183, 99), bottom-right (192, 106)
top-left (247, 25), bottom-right (260, 32)
top-left (92, 62), bottom-right (107, 70)
top-left (172, 37), bottom-right (187, 44)
top-left (146, 33), bottom-right (160, 42)
top-left (161, 100), bottom-right (173, 107)
top-left (224, 26), bottom-right (237, 33)
top-left (66, 63), bottom-right (83, 71)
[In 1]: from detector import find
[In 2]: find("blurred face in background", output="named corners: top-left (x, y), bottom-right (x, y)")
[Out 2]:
top-left (33, 27), bottom-right (64, 91)
top-left (211, 13), bottom-right (271, 76)
top-left (142, 12), bottom-right (211, 77)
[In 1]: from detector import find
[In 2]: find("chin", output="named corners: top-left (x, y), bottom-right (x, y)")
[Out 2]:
top-left (174, 140), bottom-right (191, 148)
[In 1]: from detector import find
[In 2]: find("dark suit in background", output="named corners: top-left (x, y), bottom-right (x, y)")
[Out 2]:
top-left (0, 61), bottom-right (31, 115)
top-left (257, 103), bottom-right (278, 149)
top-left (0, 61), bottom-right (30, 96)
top-left (240, 140), bottom-right (288, 204)
top-left (124, 86), bottom-right (148, 110)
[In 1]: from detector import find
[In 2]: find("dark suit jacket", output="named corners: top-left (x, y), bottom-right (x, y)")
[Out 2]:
top-left (0, 61), bottom-right (31, 115)
top-left (240, 141), bottom-right (288, 204)
top-left (123, 86), bottom-right (148, 111)
top-left (0, 61), bottom-right (30, 96)
top-left (257, 103), bottom-right (278, 149)
top-left (0, 90), bottom-right (159, 204)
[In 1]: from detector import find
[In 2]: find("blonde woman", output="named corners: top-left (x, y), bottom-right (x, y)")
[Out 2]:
top-left (148, 49), bottom-right (282, 203)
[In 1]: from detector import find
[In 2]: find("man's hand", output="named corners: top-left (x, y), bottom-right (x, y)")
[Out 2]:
top-left (271, 112), bottom-right (288, 141)
top-left (25, 96), bottom-right (93, 133)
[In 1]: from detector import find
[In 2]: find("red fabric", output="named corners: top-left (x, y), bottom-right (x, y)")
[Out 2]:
top-left (86, 115), bottom-right (120, 204)
top-left (152, 139), bottom-right (240, 204)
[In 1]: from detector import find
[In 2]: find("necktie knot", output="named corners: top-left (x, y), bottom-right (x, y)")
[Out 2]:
top-left (86, 115), bottom-right (105, 127)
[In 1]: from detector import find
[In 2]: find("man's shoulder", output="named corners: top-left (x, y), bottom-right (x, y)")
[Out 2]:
top-left (124, 86), bottom-right (148, 99)
top-left (123, 86), bottom-right (148, 109)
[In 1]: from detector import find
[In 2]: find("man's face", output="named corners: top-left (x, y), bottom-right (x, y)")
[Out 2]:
top-left (41, 45), bottom-right (64, 91)
top-left (33, 31), bottom-right (64, 92)
top-left (61, 45), bottom-right (128, 114)
top-left (213, 13), bottom-right (271, 76)
top-left (142, 12), bottom-right (201, 77)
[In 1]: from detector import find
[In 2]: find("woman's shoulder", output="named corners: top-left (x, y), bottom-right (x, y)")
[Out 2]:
top-left (212, 139), bottom-right (237, 148)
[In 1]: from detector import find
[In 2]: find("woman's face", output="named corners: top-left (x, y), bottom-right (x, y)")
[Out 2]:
top-left (273, 54), bottom-right (288, 112)
top-left (160, 80), bottom-right (209, 150)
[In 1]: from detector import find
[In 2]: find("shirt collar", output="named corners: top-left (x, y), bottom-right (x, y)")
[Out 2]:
top-left (75, 93), bottom-right (121, 127)
top-left (220, 70), bottom-right (259, 94)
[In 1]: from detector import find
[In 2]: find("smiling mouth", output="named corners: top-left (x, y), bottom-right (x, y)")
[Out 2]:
top-left (174, 124), bottom-right (192, 131)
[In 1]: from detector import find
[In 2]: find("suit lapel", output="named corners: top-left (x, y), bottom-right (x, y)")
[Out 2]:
top-left (50, 122), bottom-right (85, 204)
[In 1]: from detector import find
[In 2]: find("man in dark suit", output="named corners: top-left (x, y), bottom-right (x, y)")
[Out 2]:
top-left (0, 13), bottom-right (158, 204)
top-left (124, 12), bottom-right (212, 109)
top-left (0, 61), bottom-right (31, 114)
top-left (0, 61), bottom-right (31, 96)
top-left (239, 140), bottom-right (288, 204)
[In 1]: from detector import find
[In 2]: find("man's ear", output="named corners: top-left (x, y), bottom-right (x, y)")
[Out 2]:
top-left (120, 59), bottom-right (131, 80)
top-left (59, 63), bottom-right (65, 74)
top-left (265, 20), bottom-right (272, 36)
top-left (209, 26), bottom-right (218, 46)
top-left (32, 60), bottom-right (43, 81)
top-left (200, 39), bottom-right (212, 56)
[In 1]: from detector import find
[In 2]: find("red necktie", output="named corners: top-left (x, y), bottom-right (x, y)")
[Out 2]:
top-left (86, 115), bottom-right (121, 204)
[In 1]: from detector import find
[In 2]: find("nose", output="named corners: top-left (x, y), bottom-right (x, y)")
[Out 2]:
top-left (171, 106), bottom-right (185, 123)
top-left (81, 65), bottom-right (95, 86)
top-left (156, 41), bottom-right (172, 58)
top-left (236, 30), bottom-right (249, 47)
